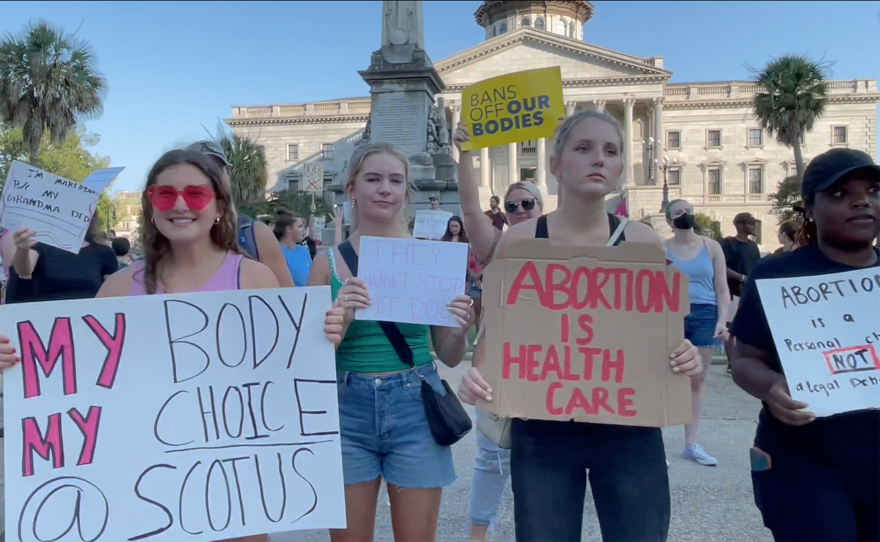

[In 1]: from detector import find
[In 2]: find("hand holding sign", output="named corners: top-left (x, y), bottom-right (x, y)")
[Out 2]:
top-left (766, 379), bottom-right (815, 426)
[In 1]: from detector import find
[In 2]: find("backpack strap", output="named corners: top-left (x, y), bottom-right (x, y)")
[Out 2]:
top-left (607, 216), bottom-right (628, 246)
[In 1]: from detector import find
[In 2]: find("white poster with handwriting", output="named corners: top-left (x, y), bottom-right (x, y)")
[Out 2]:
top-left (0, 161), bottom-right (101, 253)
top-left (2, 287), bottom-right (345, 541)
top-left (356, 236), bottom-right (468, 327)
top-left (413, 210), bottom-right (452, 240)
top-left (756, 267), bottom-right (880, 417)
top-left (82, 167), bottom-right (125, 193)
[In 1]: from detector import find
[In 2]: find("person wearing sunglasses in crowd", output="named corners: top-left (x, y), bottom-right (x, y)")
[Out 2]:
top-left (458, 110), bottom-right (702, 542)
top-left (452, 122), bottom-right (544, 542)
top-left (731, 148), bottom-right (880, 542)
top-left (0, 149), bottom-right (347, 542)
top-left (186, 141), bottom-right (294, 288)
top-left (309, 142), bottom-right (474, 542)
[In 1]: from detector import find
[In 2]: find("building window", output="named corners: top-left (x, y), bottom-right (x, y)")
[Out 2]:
top-left (556, 19), bottom-right (566, 35)
top-left (520, 140), bottom-right (536, 154)
top-left (522, 16), bottom-right (531, 27)
top-left (708, 169), bottom-right (722, 194)
top-left (569, 22), bottom-right (575, 37)
top-left (666, 131), bottom-right (681, 149)
top-left (832, 126), bottom-right (848, 145)
top-left (321, 143), bottom-right (334, 160)
top-left (535, 17), bottom-right (545, 30)
top-left (668, 169), bottom-right (681, 186)
top-left (754, 219), bottom-right (763, 245)
top-left (749, 168), bottom-right (764, 194)
top-left (748, 129), bottom-right (763, 147)
top-left (499, 22), bottom-right (508, 34)
top-left (707, 130), bottom-right (722, 148)
top-left (287, 144), bottom-right (299, 161)
top-left (492, 26), bottom-right (497, 37)
top-left (520, 167), bottom-right (537, 182)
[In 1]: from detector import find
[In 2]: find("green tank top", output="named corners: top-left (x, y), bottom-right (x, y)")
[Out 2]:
top-left (328, 250), bottom-right (433, 373)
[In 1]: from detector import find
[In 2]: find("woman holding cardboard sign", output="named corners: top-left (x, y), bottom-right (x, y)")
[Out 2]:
top-left (731, 148), bottom-right (880, 542)
top-left (309, 142), bottom-right (474, 542)
top-left (458, 110), bottom-right (703, 542)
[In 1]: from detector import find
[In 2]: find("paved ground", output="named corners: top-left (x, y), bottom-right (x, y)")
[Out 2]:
top-left (0, 363), bottom-right (771, 542)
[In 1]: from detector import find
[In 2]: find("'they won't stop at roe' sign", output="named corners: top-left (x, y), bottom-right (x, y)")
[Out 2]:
top-left (479, 240), bottom-right (693, 428)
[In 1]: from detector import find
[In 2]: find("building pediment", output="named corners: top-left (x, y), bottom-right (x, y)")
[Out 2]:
top-left (435, 27), bottom-right (670, 89)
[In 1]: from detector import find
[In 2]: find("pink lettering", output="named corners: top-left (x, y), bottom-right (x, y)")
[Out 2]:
top-left (82, 313), bottom-right (126, 389)
top-left (68, 406), bottom-right (102, 467)
top-left (18, 318), bottom-right (77, 399)
top-left (22, 414), bottom-right (64, 477)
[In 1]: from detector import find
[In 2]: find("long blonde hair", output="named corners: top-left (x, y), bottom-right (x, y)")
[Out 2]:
top-left (345, 142), bottom-right (414, 231)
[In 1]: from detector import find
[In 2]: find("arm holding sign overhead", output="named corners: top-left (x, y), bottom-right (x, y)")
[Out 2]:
top-left (453, 123), bottom-right (497, 265)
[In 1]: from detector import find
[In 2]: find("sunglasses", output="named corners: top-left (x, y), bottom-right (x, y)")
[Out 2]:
top-left (146, 184), bottom-right (216, 212)
top-left (505, 198), bottom-right (537, 213)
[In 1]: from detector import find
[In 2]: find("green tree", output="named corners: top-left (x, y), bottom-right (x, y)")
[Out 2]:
top-left (694, 212), bottom-right (722, 241)
top-left (238, 190), bottom-right (333, 223)
top-left (0, 21), bottom-right (106, 165)
top-left (769, 175), bottom-right (802, 225)
top-left (751, 55), bottom-right (829, 181)
top-left (219, 133), bottom-right (268, 205)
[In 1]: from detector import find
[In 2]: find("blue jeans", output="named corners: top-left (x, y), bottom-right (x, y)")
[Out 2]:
top-left (468, 412), bottom-right (511, 526)
top-left (336, 364), bottom-right (456, 488)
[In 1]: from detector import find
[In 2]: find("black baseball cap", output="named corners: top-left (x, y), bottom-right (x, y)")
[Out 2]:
top-left (801, 148), bottom-right (880, 202)
top-left (733, 212), bottom-right (757, 225)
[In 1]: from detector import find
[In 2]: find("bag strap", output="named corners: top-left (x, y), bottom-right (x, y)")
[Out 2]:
top-left (336, 240), bottom-right (415, 367)
top-left (607, 216), bottom-right (628, 246)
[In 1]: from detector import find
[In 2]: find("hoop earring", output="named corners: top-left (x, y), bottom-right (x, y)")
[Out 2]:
top-left (214, 217), bottom-right (220, 225)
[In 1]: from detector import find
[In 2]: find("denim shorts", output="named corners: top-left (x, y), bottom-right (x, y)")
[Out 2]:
top-left (685, 303), bottom-right (721, 348)
top-left (336, 363), bottom-right (456, 488)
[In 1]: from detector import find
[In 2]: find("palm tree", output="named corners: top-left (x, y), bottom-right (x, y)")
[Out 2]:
top-left (219, 132), bottom-right (269, 204)
top-left (752, 55), bottom-right (829, 182)
top-left (0, 21), bottom-right (106, 166)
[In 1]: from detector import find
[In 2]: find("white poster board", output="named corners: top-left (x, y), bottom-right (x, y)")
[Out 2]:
top-left (356, 236), bottom-right (469, 327)
top-left (0, 161), bottom-right (101, 253)
top-left (756, 267), bottom-right (880, 417)
top-left (413, 210), bottom-right (452, 240)
top-left (82, 167), bottom-right (125, 194)
top-left (302, 163), bottom-right (324, 194)
top-left (2, 287), bottom-right (346, 541)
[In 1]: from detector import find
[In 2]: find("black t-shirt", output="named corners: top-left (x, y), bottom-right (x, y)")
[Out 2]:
top-left (32, 242), bottom-right (118, 301)
top-left (720, 236), bottom-right (761, 297)
top-left (731, 243), bottom-right (880, 465)
top-left (5, 267), bottom-right (33, 304)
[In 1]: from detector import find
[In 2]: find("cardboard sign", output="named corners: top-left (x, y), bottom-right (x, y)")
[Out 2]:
top-left (479, 240), bottom-right (692, 427)
top-left (0, 161), bottom-right (101, 253)
top-left (756, 268), bottom-right (880, 416)
top-left (303, 163), bottom-right (324, 194)
top-left (2, 287), bottom-right (346, 541)
top-left (460, 67), bottom-right (565, 151)
top-left (413, 209), bottom-right (452, 240)
top-left (356, 236), bottom-right (469, 327)
top-left (82, 167), bottom-right (125, 193)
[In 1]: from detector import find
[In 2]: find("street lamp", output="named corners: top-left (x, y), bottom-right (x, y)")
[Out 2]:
top-left (656, 154), bottom-right (677, 213)
top-left (642, 136), bottom-right (656, 184)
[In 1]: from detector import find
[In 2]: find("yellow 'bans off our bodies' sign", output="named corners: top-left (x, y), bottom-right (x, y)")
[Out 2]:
top-left (461, 67), bottom-right (565, 151)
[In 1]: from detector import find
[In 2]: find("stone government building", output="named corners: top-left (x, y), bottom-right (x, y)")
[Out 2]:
top-left (226, 0), bottom-right (879, 249)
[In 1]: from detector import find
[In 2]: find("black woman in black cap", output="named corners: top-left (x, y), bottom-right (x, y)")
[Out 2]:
top-left (730, 148), bottom-right (879, 541)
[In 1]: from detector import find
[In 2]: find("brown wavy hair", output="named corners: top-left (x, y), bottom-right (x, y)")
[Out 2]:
top-left (138, 149), bottom-right (241, 294)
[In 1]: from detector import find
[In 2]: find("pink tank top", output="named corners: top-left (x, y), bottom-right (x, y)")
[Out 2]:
top-left (128, 252), bottom-right (243, 295)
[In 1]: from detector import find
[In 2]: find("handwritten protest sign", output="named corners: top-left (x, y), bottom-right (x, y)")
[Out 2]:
top-left (479, 241), bottom-right (692, 426)
top-left (413, 209), bottom-right (453, 240)
top-left (460, 67), bottom-right (565, 151)
top-left (0, 161), bottom-right (101, 253)
top-left (82, 167), bottom-right (125, 193)
top-left (303, 163), bottom-right (324, 194)
top-left (2, 287), bottom-right (345, 541)
top-left (756, 267), bottom-right (880, 416)
top-left (356, 236), bottom-right (469, 327)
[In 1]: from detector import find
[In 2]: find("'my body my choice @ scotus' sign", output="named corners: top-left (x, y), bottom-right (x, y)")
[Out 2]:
top-left (2, 287), bottom-right (345, 541)
top-left (460, 67), bottom-right (565, 151)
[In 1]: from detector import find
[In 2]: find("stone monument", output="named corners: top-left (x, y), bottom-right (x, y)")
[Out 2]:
top-left (358, 1), bottom-right (457, 207)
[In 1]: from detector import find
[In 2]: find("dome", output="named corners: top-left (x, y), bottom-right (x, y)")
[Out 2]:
top-left (474, 1), bottom-right (594, 41)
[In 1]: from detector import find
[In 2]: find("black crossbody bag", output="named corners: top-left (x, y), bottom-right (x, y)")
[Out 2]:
top-left (337, 240), bottom-right (472, 446)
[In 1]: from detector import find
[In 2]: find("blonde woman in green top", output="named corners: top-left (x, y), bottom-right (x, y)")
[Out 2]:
top-left (309, 142), bottom-right (474, 542)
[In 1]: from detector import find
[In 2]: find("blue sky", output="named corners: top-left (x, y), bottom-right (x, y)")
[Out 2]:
top-left (2, 1), bottom-right (878, 193)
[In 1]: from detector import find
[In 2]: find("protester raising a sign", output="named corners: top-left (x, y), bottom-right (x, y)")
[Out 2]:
top-left (479, 240), bottom-right (692, 427)
top-left (756, 267), bottom-right (880, 416)
top-left (460, 66), bottom-right (565, 151)
top-left (1, 287), bottom-right (346, 541)
top-left (413, 209), bottom-right (453, 240)
top-left (0, 161), bottom-right (102, 253)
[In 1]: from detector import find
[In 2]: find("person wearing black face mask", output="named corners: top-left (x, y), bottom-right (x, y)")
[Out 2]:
top-left (663, 199), bottom-right (731, 466)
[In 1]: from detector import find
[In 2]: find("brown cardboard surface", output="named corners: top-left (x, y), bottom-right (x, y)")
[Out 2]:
top-left (478, 240), bottom-right (693, 427)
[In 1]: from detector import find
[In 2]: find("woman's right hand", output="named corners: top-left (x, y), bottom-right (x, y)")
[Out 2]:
top-left (337, 277), bottom-right (371, 325)
top-left (767, 379), bottom-right (815, 426)
top-left (458, 366), bottom-right (492, 405)
top-left (13, 228), bottom-right (37, 251)
top-left (452, 122), bottom-right (470, 151)
top-left (0, 332), bottom-right (19, 371)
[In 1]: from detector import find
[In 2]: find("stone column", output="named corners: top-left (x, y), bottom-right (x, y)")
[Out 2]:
top-left (565, 101), bottom-right (577, 117)
top-left (593, 99), bottom-right (606, 112)
top-left (536, 137), bottom-right (547, 189)
top-left (623, 99), bottom-right (635, 186)
top-left (508, 142), bottom-right (518, 184)
top-left (451, 105), bottom-right (461, 162)
top-left (480, 146), bottom-right (490, 188)
top-left (653, 97), bottom-right (664, 182)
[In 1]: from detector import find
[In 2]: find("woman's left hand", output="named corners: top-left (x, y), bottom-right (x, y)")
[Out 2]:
top-left (324, 301), bottom-right (346, 348)
top-left (671, 339), bottom-right (702, 376)
top-left (447, 295), bottom-right (475, 335)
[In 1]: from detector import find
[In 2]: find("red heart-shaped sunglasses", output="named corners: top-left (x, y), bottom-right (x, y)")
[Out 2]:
top-left (146, 184), bottom-right (216, 212)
